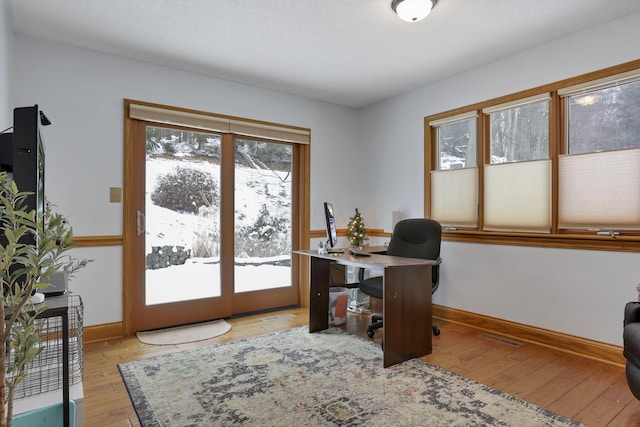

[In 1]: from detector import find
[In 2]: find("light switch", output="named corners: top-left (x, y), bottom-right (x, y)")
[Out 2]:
top-left (110, 187), bottom-right (122, 203)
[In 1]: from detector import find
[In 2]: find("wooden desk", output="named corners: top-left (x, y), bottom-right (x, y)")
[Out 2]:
top-left (295, 248), bottom-right (435, 367)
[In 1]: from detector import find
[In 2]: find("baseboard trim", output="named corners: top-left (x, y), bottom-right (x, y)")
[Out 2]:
top-left (84, 322), bottom-right (124, 343)
top-left (83, 308), bottom-right (626, 367)
top-left (433, 305), bottom-right (625, 367)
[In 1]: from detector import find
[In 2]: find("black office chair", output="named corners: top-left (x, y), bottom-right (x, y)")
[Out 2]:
top-left (624, 302), bottom-right (640, 400)
top-left (358, 218), bottom-right (442, 338)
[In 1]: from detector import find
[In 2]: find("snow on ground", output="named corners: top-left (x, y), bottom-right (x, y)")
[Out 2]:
top-left (146, 259), bottom-right (291, 305)
top-left (144, 155), bottom-right (292, 305)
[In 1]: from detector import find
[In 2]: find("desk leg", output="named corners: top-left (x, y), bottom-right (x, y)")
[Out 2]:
top-left (382, 265), bottom-right (432, 368)
top-left (309, 256), bottom-right (331, 332)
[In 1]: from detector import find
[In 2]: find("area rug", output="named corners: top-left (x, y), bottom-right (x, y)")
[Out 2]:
top-left (136, 319), bottom-right (231, 345)
top-left (119, 327), bottom-right (584, 426)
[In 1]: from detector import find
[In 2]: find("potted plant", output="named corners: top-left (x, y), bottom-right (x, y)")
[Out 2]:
top-left (0, 172), bottom-right (89, 427)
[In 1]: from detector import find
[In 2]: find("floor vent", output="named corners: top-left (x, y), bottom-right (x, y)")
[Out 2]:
top-left (261, 313), bottom-right (295, 322)
top-left (479, 333), bottom-right (524, 348)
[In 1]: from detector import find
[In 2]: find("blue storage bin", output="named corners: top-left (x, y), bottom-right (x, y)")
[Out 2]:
top-left (12, 401), bottom-right (76, 427)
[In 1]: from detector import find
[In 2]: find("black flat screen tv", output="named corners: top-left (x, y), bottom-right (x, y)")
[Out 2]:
top-left (0, 105), bottom-right (48, 292)
top-left (0, 105), bottom-right (47, 219)
top-left (12, 105), bottom-right (46, 222)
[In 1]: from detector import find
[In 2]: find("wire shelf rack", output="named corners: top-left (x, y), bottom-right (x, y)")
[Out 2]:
top-left (8, 295), bottom-right (83, 399)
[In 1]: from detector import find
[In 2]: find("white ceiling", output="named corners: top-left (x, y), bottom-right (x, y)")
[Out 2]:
top-left (8, 0), bottom-right (640, 108)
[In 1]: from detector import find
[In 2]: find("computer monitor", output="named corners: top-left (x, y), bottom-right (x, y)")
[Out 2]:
top-left (324, 202), bottom-right (338, 248)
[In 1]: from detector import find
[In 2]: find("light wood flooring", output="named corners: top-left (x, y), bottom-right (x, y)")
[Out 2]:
top-left (83, 308), bottom-right (640, 426)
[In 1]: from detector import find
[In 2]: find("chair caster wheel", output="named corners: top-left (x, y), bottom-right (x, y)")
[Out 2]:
top-left (432, 326), bottom-right (440, 336)
top-left (367, 330), bottom-right (375, 338)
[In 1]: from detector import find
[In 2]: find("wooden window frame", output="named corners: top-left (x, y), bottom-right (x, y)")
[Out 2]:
top-left (424, 59), bottom-right (640, 252)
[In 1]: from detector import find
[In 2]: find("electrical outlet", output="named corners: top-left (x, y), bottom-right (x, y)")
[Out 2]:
top-left (109, 187), bottom-right (121, 203)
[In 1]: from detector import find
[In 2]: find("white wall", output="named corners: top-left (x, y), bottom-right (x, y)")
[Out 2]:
top-left (0, 0), bottom-right (12, 123)
top-left (359, 11), bottom-right (640, 346)
top-left (8, 11), bottom-right (640, 346)
top-left (12, 35), bottom-right (362, 326)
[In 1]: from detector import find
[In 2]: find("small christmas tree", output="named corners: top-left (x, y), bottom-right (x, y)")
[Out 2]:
top-left (347, 208), bottom-right (369, 248)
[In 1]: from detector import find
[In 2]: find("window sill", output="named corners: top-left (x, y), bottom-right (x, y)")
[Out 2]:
top-left (442, 230), bottom-right (640, 252)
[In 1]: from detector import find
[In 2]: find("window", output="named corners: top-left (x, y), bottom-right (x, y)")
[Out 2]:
top-left (434, 112), bottom-right (477, 170)
top-left (562, 73), bottom-right (640, 155)
top-left (483, 94), bottom-right (551, 233)
top-left (424, 60), bottom-right (640, 251)
top-left (429, 112), bottom-right (479, 228)
top-left (485, 95), bottom-right (550, 163)
top-left (558, 72), bottom-right (640, 232)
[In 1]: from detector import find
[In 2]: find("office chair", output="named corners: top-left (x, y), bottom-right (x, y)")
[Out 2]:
top-left (358, 218), bottom-right (442, 338)
top-left (624, 301), bottom-right (640, 400)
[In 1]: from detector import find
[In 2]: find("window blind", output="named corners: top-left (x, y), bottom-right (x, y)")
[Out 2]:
top-left (558, 69), bottom-right (640, 97)
top-left (483, 159), bottom-right (551, 232)
top-left (429, 111), bottom-right (478, 127)
top-left (129, 104), bottom-right (230, 133)
top-left (128, 102), bottom-right (310, 144)
top-left (558, 148), bottom-right (640, 230)
top-left (482, 93), bottom-right (551, 115)
top-left (229, 120), bottom-right (310, 144)
top-left (430, 168), bottom-right (478, 227)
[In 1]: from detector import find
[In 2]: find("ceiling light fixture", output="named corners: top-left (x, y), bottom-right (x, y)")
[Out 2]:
top-left (392, 0), bottom-right (436, 23)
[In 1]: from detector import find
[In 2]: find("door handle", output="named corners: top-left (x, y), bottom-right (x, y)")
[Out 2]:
top-left (136, 210), bottom-right (145, 236)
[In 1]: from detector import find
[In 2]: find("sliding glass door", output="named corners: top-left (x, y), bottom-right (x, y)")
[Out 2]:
top-left (145, 126), bottom-right (222, 305)
top-left (234, 138), bottom-right (292, 293)
top-left (127, 117), bottom-right (302, 332)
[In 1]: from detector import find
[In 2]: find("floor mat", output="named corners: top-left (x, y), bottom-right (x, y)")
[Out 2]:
top-left (136, 319), bottom-right (231, 345)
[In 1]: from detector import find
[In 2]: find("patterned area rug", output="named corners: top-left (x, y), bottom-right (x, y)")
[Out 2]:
top-left (118, 327), bottom-right (584, 426)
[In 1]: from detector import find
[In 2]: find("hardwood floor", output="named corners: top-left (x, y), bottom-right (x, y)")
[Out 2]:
top-left (83, 308), bottom-right (640, 426)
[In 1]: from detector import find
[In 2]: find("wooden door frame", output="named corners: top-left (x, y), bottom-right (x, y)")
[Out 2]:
top-left (122, 101), bottom-right (311, 336)
top-left (125, 120), bottom-right (233, 332)
top-left (229, 136), bottom-right (307, 314)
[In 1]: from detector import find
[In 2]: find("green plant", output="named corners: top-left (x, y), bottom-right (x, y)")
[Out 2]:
top-left (0, 172), bottom-right (90, 427)
top-left (150, 166), bottom-right (219, 214)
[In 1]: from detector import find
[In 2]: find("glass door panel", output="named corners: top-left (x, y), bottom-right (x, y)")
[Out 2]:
top-left (145, 126), bottom-right (222, 305)
top-left (234, 139), bottom-right (292, 293)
